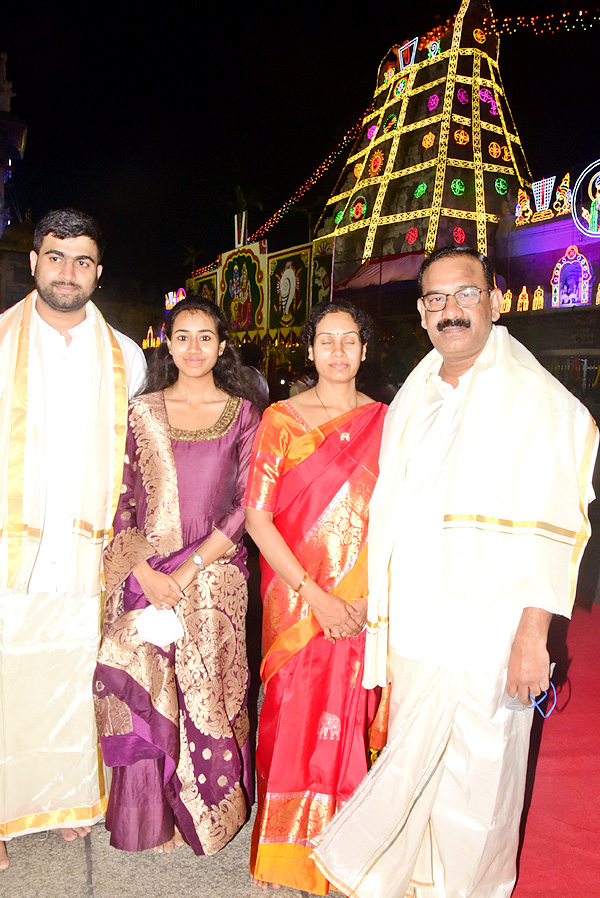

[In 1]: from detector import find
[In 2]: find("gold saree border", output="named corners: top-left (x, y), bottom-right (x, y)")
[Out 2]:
top-left (6, 294), bottom-right (33, 584)
top-left (128, 393), bottom-right (183, 557)
top-left (0, 797), bottom-right (108, 838)
top-left (442, 513), bottom-right (579, 540)
top-left (107, 322), bottom-right (128, 529)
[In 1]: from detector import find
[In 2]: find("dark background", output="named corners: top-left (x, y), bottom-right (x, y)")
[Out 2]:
top-left (2, 1), bottom-right (599, 297)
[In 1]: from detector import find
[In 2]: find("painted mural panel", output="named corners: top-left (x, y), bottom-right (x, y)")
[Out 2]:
top-left (218, 241), bottom-right (268, 335)
top-left (268, 244), bottom-right (312, 331)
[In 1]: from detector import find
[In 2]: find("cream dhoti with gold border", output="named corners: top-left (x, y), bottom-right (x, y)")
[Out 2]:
top-left (0, 293), bottom-right (141, 840)
top-left (0, 590), bottom-right (107, 836)
top-left (313, 326), bottom-right (598, 898)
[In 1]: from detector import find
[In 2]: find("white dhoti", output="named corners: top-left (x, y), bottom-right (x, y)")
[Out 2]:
top-left (314, 654), bottom-right (533, 898)
top-left (0, 590), bottom-right (109, 837)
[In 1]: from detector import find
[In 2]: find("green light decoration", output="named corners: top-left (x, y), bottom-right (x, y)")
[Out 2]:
top-left (495, 178), bottom-right (508, 195)
top-left (384, 114), bottom-right (398, 133)
top-left (335, 210), bottom-right (344, 224)
top-left (316, 0), bottom-right (533, 262)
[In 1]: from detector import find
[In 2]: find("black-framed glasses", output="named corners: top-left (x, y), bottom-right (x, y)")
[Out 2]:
top-left (419, 286), bottom-right (490, 311)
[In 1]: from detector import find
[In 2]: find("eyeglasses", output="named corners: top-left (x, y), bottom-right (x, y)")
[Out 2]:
top-left (419, 286), bottom-right (490, 311)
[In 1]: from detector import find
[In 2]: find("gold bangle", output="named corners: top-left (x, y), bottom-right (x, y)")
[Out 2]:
top-left (294, 571), bottom-right (309, 594)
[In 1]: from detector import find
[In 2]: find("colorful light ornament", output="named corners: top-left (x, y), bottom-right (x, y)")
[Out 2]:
top-left (451, 179), bottom-right (465, 196)
top-left (517, 287), bottom-right (530, 311)
top-left (367, 124), bottom-right (378, 140)
top-left (553, 173), bottom-right (572, 215)
top-left (488, 141), bottom-right (501, 158)
top-left (384, 113), bottom-right (398, 133)
top-left (501, 289), bottom-right (513, 313)
top-left (428, 41), bottom-right (440, 58)
top-left (395, 78), bottom-right (407, 97)
top-left (427, 94), bottom-right (440, 112)
top-left (350, 196), bottom-right (368, 222)
top-left (422, 131), bottom-right (436, 149)
top-left (453, 226), bottom-right (466, 244)
top-left (414, 182), bottom-right (428, 198)
top-left (165, 287), bottom-right (186, 310)
top-left (353, 162), bottom-right (363, 179)
top-left (495, 178), bottom-right (508, 196)
top-left (456, 88), bottom-right (470, 105)
top-left (369, 150), bottom-right (385, 178)
top-left (479, 88), bottom-right (494, 104)
top-left (383, 65), bottom-right (396, 82)
top-left (454, 129), bottom-right (470, 145)
top-left (473, 28), bottom-right (486, 44)
top-left (571, 159), bottom-right (600, 237)
top-left (406, 227), bottom-right (418, 245)
top-left (335, 210), bottom-right (344, 224)
top-left (551, 245), bottom-right (592, 306)
top-left (533, 286), bottom-right (544, 310)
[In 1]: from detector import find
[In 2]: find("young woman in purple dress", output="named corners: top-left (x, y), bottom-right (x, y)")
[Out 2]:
top-left (94, 297), bottom-right (261, 855)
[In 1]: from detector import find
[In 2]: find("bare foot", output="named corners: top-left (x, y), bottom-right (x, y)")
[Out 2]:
top-left (253, 879), bottom-right (281, 890)
top-left (0, 841), bottom-right (8, 872)
top-left (60, 826), bottom-right (91, 842)
top-left (154, 827), bottom-right (186, 854)
top-left (173, 827), bottom-right (185, 848)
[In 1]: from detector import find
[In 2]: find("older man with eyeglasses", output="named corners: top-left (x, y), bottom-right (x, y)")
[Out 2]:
top-left (313, 245), bottom-right (598, 898)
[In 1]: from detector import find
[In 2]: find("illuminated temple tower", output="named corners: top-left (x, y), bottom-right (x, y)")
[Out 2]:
top-left (316, 0), bottom-right (531, 282)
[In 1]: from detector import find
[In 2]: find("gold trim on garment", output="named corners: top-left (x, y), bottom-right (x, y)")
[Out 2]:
top-left (169, 396), bottom-right (243, 442)
top-left (442, 513), bottom-right (579, 541)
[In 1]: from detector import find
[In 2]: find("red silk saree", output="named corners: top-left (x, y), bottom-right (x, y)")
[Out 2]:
top-left (245, 399), bottom-right (386, 894)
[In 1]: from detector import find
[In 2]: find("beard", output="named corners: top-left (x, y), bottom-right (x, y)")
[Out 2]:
top-left (35, 279), bottom-right (96, 312)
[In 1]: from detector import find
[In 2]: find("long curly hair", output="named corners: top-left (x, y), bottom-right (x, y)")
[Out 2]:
top-left (141, 297), bottom-right (260, 405)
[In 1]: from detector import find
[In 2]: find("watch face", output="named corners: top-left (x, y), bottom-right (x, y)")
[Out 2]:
top-left (193, 553), bottom-right (204, 569)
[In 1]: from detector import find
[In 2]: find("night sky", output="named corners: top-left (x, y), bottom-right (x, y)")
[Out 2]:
top-left (2, 1), bottom-right (599, 300)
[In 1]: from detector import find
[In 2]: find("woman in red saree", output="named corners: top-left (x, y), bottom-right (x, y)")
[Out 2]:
top-left (245, 301), bottom-right (387, 894)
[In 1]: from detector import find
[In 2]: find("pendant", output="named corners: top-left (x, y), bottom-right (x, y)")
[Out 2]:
top-left (340, 432), bottom-right (350, 442)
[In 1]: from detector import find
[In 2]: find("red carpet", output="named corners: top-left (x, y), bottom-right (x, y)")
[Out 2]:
top-left (513, 603), bottom-right (600, 897)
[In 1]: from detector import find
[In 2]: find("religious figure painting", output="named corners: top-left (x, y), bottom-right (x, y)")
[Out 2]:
top-left (219, 242), bottom-right (268, 334)
top-left (311, 238), bottom-right (334, 305)
top-left (268, 244), bottom-right (311, 330)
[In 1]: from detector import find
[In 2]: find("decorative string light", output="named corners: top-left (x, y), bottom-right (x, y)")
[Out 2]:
top-left (486, 9), bottom-right (600, 36)
top-left (192, 103), bottom-right (374, 276)
top-left (248, 104), bottom-right (374, 244)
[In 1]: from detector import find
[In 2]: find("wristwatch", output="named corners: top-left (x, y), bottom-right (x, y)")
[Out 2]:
top-left (192, 553), bottom-right (205, 570)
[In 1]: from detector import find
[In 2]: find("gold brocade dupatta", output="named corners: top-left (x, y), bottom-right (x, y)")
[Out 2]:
top-left (0, 292), bottom-right (128, 594)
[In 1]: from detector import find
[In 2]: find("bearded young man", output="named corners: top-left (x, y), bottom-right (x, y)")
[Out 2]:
top-left (0, 209), bottom-right (146, 870)
top-left (314, 246), bottom-right (598, 898)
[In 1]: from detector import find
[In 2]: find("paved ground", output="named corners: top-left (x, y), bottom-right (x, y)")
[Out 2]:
top-left (0, 811), bottom-right (291, 898)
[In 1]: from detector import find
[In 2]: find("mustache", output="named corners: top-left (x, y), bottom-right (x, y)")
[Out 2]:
top-left (437, 317), bottom-right (471, 332)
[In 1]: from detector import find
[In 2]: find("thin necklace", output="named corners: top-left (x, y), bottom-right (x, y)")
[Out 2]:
top-left (314, 385), bottom-right (358, 442)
